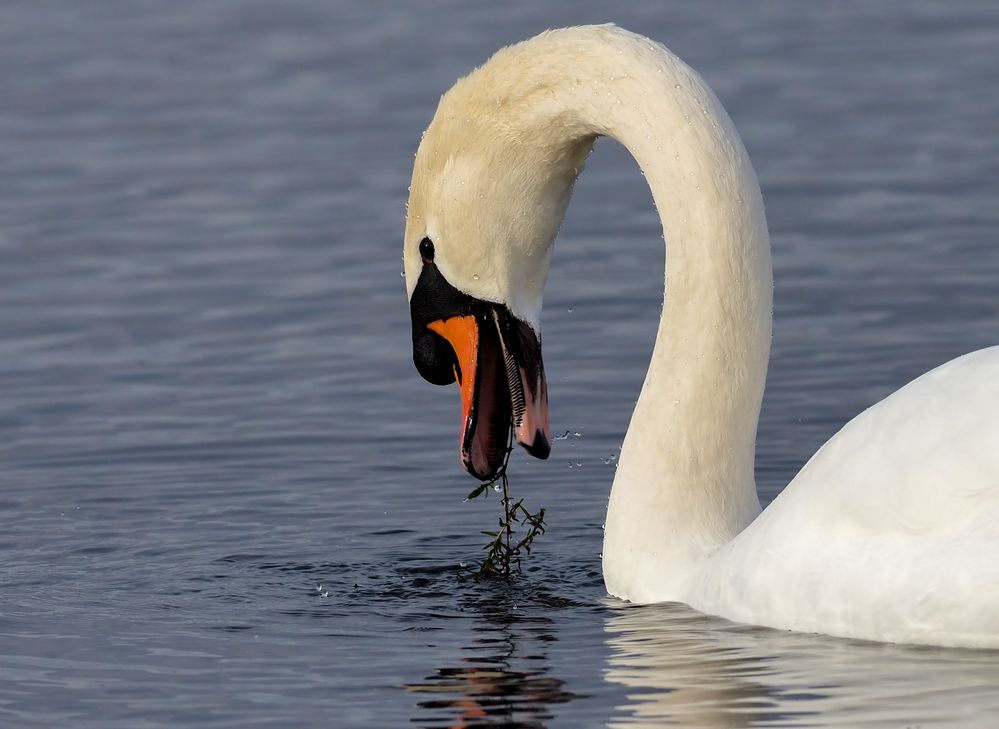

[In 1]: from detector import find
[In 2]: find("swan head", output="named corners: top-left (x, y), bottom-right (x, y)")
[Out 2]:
top-left (408, 235), bottom-right (550, 481)
top-left (403, 51), bottom-right (593, 480)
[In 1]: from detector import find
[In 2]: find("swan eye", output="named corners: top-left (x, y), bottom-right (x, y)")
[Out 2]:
top-left (419, 237), bottom-right (435, 261)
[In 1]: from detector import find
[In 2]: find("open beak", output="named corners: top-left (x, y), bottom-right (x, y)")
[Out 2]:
top-left (426, 308), bottom-right (551, 480)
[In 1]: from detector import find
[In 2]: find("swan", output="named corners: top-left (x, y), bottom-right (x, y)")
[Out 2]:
top-left (402, 25), bottom-right (999, 648)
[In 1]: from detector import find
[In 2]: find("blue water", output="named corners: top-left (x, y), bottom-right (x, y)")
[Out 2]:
top-left (2, 1), bottom-right (998, 726)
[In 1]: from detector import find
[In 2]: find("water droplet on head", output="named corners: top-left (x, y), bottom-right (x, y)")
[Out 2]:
top-left (567, 306), bottom-right (573, 314)
top-left (472, 274), bottom-right (479, 281)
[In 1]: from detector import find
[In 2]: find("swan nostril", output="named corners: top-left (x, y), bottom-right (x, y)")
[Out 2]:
top-left (419, 237), bottom-right (435, 261)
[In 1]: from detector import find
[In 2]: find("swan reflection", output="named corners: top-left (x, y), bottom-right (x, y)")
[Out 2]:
top-left (407, 592), bottom-right (577, 728)
top-left (604, 601), bottom-right (999, 728)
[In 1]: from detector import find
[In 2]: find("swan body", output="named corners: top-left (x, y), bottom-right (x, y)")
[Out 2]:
top-left (403, 25), bottom-right (999, 648)
top-left (692, 347), bottom-right (999, 647)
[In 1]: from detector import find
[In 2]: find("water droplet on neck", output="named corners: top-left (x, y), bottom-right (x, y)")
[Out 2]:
top-left (472, 274), bottom-right (479, 281)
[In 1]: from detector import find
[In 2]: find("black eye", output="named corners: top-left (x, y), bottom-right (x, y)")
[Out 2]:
top-left (419, 238), bottom-right (434, 261)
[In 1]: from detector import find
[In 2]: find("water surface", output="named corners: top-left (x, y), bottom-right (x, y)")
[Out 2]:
top-left (2, 1), bottom-right (998, 726)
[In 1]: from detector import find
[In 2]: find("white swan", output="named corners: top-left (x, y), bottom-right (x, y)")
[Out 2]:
top-left (402, 25), bottom-right (999, 648)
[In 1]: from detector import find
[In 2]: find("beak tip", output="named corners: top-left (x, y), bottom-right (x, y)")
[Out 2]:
top-left (520, 429), bottom-right (551, 460)
top-left (462, 458), bottom-right (499, 482)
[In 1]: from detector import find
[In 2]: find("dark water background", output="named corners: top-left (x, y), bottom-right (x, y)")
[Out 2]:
top-left (2, 1), bottom-right (998, 726)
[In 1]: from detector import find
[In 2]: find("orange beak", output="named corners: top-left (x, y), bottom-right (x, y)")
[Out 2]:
top-left (427, 315), bottom-right (480, 455)
top-left (426, 309), bottom-right (550, 480)
top-left (427, 312), bottom-right (516, 479)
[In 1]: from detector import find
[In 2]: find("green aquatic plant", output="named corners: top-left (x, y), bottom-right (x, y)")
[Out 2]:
top-left (463, 438), bottom-right (546, 579)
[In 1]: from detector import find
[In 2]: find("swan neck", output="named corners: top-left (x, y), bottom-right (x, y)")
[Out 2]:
top-left (528, 29), bottom-right (772, 600)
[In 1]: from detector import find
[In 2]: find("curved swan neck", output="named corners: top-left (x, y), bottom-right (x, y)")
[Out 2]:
top-left (408, 26), bottom-right (773, 601)
top-left (521, 28), bottom-right (775, 600)
top-left (552, 28), bottom-right (773, 599)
